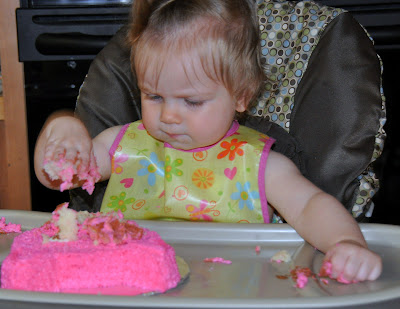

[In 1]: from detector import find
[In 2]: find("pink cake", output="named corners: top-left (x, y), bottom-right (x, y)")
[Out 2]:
top-left (1, 205), bottom-right (181, 295)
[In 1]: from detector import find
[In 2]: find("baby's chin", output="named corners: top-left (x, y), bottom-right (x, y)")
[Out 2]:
top-left (152, 131), bottom-right (219, 150)
top-left (164, 139), bottom-right (214, 151)
top-left (171, 139), bottom-right (222, 151)
top-left (166, 141), bottom-right (198, 151)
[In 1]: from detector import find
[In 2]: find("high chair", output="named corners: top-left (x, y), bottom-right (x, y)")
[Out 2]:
top-left (248, 0), bottom-right (385, 221)
top-left (71, 0), bottom-right (386, 222)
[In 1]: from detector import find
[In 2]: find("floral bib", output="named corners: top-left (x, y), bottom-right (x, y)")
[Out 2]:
top-left (100, 120), bottom-right (275, 223)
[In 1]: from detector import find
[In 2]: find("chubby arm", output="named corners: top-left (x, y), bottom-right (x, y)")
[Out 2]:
top-left (34, 110), bottom-right (121, 190)
top-left (265, 151), bottom-right (382, 282)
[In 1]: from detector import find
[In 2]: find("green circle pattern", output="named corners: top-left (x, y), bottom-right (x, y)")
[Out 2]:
top-left (253, 0), bottom-right (342, 130)
top-left (253, 1), bottom-right (387, 220)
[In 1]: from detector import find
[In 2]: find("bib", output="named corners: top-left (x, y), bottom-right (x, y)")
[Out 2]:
top-left (100, 120), bottom-right (275, 223)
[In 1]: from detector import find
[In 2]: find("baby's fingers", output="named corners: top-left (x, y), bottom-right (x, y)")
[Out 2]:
top-left (326, 244), bottom-right (382, 282)
top-left (367, 263), bottom-right (382, 281)
top-left (341, 256), bottom-right (363, 282)
top-left (71, 147), bottom-right (91, 171)
top-left (44, 143), bottom-right (67, 163)
top-left (364, 254), bottom-right (382, 281)
top-left (44, 137), bottom-right (80, 162)
top-left (347, 257), bottom-right (381, 282)
top-left (324, 251), bottom-right (347, 279)
top-left (89, 151), bottom-right (99, 172)
top-left (352, 250), bottom-right (382, 282)
top-left (64, 145), bottom-right (82, 162)
top-left (353, 261), bottom-right (370, 282)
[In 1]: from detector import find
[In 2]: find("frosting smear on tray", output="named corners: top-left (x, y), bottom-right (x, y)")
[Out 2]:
top-left (1, 204), bottom-right (181, 295)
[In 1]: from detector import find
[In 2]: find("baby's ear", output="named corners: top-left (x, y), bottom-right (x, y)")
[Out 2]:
top-left (235, 96), bottom-right (248, 113)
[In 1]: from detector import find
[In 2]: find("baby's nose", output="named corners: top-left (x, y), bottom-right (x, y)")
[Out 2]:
top-left (160, 101), bottom-right (181, 124)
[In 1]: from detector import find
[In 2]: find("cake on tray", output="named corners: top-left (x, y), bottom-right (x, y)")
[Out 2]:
top-left (0, 204), bottom-right (182, 295)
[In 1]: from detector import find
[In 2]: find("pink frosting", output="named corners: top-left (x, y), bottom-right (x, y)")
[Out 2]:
top-left (0, 217), bottom-right (21, 233)
top-left (44, 157), bottom-right (101, 195)
top-left (319, 260), bottom-right (333, 277)
top-left (1, 211), bottom-right (180, 295)
top-left (295, 272), bottom-right (308, 288)
top-left (319, 261), bottom-right (358, 284)
top-left (276, 261), bottom-right (359, 289)
top-left (204, 257), bottom-right (232, 264)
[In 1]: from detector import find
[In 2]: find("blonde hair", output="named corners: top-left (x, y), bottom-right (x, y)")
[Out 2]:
top-left (128, 0), bottom-right (264, 106)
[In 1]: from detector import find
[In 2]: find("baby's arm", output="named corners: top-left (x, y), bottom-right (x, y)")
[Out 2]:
top-left (265, 151), bottom-right (382, 282)
top-left (34, 110), bottom-right (120, 191)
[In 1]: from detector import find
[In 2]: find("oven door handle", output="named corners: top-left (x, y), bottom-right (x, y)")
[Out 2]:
top-left (35, 33), bottom-right (112, 55)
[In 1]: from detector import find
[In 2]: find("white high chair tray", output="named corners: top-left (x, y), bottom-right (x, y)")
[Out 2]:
top-left (0, 209), bottom-right (399, 309)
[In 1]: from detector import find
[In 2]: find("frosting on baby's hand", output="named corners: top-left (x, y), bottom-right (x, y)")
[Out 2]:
top-left (319, 261), bottom-right (358, 284)
top-left (43, 156), bottom-right (100, 195)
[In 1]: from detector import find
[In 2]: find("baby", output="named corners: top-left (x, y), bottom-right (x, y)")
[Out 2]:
top-left (34, 0), bottom-right (382, 283)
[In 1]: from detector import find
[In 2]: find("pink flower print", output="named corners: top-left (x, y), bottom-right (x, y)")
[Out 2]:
top-left (112, 153), bottom-right (129, 174)
top-left (186, 200), bottom-right (220, 221)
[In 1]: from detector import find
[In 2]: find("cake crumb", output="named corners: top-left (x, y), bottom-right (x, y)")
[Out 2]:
top-left (204, 257), bottom-right (232, 264)
top-left (56, 205), bottom-right (79, 241)
top-left (270, 250), bottom-right (291, 263)
top-left (290, 266), bottom-right (314, 289)
top-left (44, 204), bottom-right (143, 245)
top-left (0, 217), bottom-right (21, 234)
top-left (43, 156), bottom-right (100, 195)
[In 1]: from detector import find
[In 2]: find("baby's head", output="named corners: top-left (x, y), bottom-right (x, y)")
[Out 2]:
top-left (128, 0), bottom-right (264, 150)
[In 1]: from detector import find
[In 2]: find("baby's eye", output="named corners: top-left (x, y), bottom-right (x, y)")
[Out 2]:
top-left (184, 98), bottom-right (204, 106)
top-left (145, 93), bottom-right (162, 101)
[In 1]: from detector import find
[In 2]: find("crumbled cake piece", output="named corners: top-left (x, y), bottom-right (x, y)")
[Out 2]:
top-left (43, 156), bottom-right (100, 194)
top-left (275, 260), bottom-right (357, 289)
top-left (84, 212), bottom-right (143, 245)
top-left (290, 266), bottom-right (315, 288)
top-left (45, 203), bottom-right (143, 245)
top-left (0, 217), bottom-right (21, 234)
top-left (204, 257), bottom-right (232, 264)
top-left (54, 204), bottom-right (79, 241)
top-left (270, 250), bottom-right (292, 263)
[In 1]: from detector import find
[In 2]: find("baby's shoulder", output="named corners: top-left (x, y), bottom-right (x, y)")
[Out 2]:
top-left (95, 125), bottom-right (124, 146)
top-left (266, 150), bottom-right (301, 175)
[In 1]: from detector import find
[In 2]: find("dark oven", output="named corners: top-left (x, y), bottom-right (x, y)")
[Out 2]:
top-left (16, 0), bottom-right (400, 224)
top-left (17, 0), bottom-right (132, 212)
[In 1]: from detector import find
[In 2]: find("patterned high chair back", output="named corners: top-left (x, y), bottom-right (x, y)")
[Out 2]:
top-left (248, 0), bottom-right (386, 221)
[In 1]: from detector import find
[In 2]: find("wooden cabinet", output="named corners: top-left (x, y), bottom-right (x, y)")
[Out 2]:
top-left (0, 0), bottom-right (31, 210)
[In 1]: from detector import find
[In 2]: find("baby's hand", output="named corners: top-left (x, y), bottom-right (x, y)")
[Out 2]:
top-left (39, 115), bottom-right (100, 193)
top-left (43, 115), bottom-right (93, 168)
top-left (321, 241), bottom-right (382, 283)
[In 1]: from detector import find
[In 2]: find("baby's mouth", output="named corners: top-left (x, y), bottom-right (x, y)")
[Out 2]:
top-left (167, 133), bottom-right (181, 139)
top-left (164, 131), bottom-right (183, 140)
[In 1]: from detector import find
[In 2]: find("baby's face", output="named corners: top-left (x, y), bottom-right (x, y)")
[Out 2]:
top-left (139, 52), bottom-right (246, 150)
